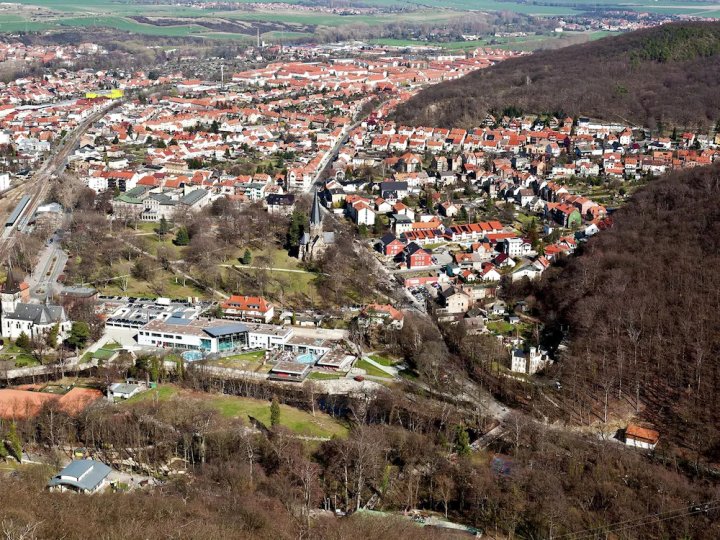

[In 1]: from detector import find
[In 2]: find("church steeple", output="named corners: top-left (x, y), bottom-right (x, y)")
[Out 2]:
top-left (310, 189), bottom-right (322, 229)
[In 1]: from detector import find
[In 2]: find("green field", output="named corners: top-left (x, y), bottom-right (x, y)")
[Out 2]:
top-left (356, 358), bottom-right (393, 378)
top-left (3, 0), bottom-right (719, 42)
top-left (368, 354), bottom-right (399, 367)
top-left (127, 384), bottom-right (348, 438)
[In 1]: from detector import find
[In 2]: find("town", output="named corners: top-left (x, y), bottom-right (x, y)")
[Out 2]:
top-left (0, 25), bottom-right (717, 539)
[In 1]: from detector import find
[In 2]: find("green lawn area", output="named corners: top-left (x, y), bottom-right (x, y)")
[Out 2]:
top-left (126, 384), bottom-right (179, 403)
top-left (210, 350), bottom-right (269, 371)
top-left (356, 359), bottom-right (392, 378)
top-left (308, 371), bottom-right (344, 380)
top-left (125, 384), bottom-right (347, 438)
top-left (91, 348), bottom-right (117, 361)
top-left (11, 354), bottom-right (40, 368)
top-left (486, 321), bottom-right (515, 335)
top-left (99, 261), bottom-right (207, 300)
top-left (227, 245), bottom-right (321, 306)
top-left (368, 354), bottom-right (399, 367)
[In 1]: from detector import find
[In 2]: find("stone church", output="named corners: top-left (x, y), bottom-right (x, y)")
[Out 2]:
top-left (298, 190), bottom-right (335, 261)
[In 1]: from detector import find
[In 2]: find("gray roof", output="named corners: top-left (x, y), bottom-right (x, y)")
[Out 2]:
top-left (6, 303), bottom-right (66, 325)
top-left (125, 185), bottom-right (151, 198)
top-left (110, 382), bottom-right (142, 395)
top-left (180, 188), bottom-right (208, 206)
top-left (203, 323), bottom-right (248, 338)
top-left (48, 460), bottom-right (111, 492)
top-left (310, 189), bottom-right (322, 226)
top-left (148, 192), bottom-right (176, 205)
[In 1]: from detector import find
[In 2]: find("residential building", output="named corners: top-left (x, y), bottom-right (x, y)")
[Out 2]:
top-left (48, 460), bottom-right (112, 494)
top-left (221, 295), bottom-right (275, 323)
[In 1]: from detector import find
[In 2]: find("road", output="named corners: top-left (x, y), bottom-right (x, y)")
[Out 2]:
top-left (27, 231), bottom-right (68, 300)
top-left (0, 99), bottom-right (122, 257)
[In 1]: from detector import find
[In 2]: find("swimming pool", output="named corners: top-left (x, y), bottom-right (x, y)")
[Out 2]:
top-left (182, 350), bottom-right (203, 362)
top-left (296, 353), bottom-right (317, 365)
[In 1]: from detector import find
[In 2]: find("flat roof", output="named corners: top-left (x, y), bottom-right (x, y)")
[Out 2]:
top-left (271, 361), bottom-right (311, 375)
top-left (204, 323), bottom-right (249, 338)
top-left (286, 335), bottom-right (333, 349)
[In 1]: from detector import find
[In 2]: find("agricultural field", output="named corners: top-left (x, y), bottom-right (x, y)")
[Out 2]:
top-left (370, 30), bottom-right (617, 51)
top-left (3, 0), bottom-right (715, 41)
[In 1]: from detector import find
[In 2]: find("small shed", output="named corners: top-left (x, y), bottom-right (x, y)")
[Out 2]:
top-left (269, 361), bottom-right (310, 382)
top-left (625, 424), bottom-right (659, 450)
top-left (109, 382), bottom-right (143, 400)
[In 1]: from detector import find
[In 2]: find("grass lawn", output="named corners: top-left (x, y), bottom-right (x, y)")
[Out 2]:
top-left (125, 384), bottom-right (346, 438)
top-left (126, 385), bottom-right (179, 403)
top-left (99, 263), bottom-right (207, 300)
top-left (11, 354), bottom-right (40, 368)
top-left (210, 350), bottom-right (270, 371)
top-left (91, 348), bottom-right (116, 361)
top-left (356, 359), bottom-right (392, 378)
top-left (308, 371), bottom-right (344, 380)
top-left (211, 394), bottom-right (347, 438)
top-left (368, 354), bottom-right (399, 367)
top-left (486, 321), bottom-right (516, 335)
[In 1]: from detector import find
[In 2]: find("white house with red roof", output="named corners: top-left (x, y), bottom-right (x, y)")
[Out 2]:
top-left (221, 295), bottom-right (275, 324)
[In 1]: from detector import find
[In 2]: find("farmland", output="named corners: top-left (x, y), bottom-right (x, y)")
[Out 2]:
top-left (2, 0), bottom-right (719, 41)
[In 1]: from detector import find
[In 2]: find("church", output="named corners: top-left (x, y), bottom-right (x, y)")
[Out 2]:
top-left (298, 190), bottom-right (335, 262)
top-left (1, 272), bottom-right (70, 341)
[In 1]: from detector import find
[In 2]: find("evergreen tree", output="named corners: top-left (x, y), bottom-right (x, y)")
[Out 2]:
top-left (156, 216), bottom-right (171, 237)
top-left (45, 323), bottom-right (60, 350)
top-left (7, 423), bottom-right (21, 463)
top-left (175, 227), bottom-right (190, 246)
top-left (15, 331), bottom-right (30, 351)
top-left (241, 249), bottom-right (252, 265)
top-left (454, 425), bottom-right (471, 456)
top-left (458, 206), bottom-right (469, 223)
top-left (286, 210), bottom-right (308, 248)
top-left (66, 322), bottom-right (90, 350)
top-left (270, 396), bottom-right (281, 427)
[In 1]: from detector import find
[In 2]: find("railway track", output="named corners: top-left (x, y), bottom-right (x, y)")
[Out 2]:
top-left (0, 99), bottom-right (123, 258)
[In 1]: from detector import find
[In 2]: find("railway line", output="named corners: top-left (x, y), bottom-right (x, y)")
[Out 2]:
top-left (0, 99), bottom-right (122, 258)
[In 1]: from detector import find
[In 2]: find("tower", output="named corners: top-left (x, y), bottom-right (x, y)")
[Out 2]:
top-left (309, 188), bottom-right (322, 236)
top-left (1, 268), bottom-right (22, 315)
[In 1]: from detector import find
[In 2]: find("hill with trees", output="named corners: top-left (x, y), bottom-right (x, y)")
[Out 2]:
top-left (394, 22), bottom-right (720, 131)
top-left (535, 163), bottom-right (720, 464)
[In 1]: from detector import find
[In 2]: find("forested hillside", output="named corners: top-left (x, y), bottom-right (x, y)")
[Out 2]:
top-left (536, 163), bottom-right (720, 462)
top-left (394, 22), bottom-right (720, 131)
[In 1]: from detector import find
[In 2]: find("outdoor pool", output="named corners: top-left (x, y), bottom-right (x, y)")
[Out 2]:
top-left (182, 350), bottom-right (203, 362)
top-left (296, 353), bottom-right (317, 365)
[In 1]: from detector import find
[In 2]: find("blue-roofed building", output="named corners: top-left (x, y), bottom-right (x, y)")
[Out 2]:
top-left (48, 460), bottom-right (112, 493)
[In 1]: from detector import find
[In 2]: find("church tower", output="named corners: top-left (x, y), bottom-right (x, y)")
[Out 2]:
top-left (1, 269), bottom-right (22, 315)
top-left (309, 188), bottom-right (323, 236)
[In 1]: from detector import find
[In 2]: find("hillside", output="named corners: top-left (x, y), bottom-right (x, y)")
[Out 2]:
top-left (536, 163), bottom-right (720, 461)
top-left (394, 22), bottom-right (720, 131)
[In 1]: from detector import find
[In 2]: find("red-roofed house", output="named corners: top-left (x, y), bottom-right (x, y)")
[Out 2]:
top-left (221, 295), bottom-right (274, 323)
